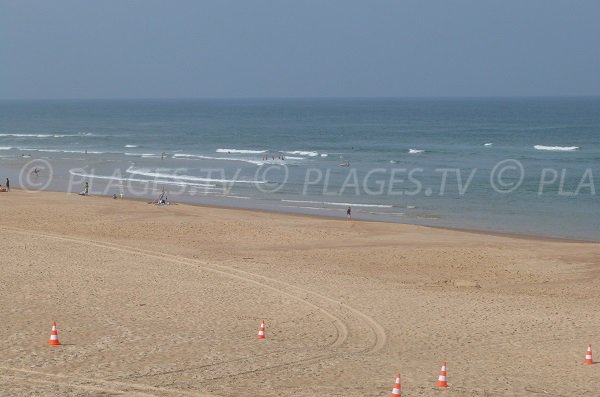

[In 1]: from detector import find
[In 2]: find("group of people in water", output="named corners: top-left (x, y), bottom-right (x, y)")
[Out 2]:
top-left (261, 154), bottom-right (285, 161)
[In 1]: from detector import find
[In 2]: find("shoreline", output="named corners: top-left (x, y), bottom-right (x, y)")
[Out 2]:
top-left (7, 187), bottom-right (597, 245)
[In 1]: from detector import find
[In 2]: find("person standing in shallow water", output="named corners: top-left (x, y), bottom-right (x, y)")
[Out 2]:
top-left (347, 206), bottom-right (351, 220)
top-left (5, 178), bottom-right (9, 192)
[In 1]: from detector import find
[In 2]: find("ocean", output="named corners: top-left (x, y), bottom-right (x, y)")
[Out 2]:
top-left (0, 98), bottom-right (598, 241)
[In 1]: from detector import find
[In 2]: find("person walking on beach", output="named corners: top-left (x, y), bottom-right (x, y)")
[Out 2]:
top-left (5, 178), bottom-right (9, 192)
top-left (347, 206), bottom-right (351, 220)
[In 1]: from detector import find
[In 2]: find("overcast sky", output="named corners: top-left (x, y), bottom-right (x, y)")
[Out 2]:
top-left (1, 0), bottom-right (599, 99)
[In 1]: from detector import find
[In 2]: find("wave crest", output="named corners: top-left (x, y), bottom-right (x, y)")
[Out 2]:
top-left (216, 148), bottom-right (266, 154)
top-left (0, 133), bottom-right (94, 138)
top-left (126, 165), bottom-right (265, 184)
top-left (284, 150), bottom-right (319, 157)
top-left (534, 145), bottom-right (579, 151)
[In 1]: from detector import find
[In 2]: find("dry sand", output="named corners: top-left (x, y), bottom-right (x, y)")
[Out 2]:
top-left (1, 190), bottom-right (599, 396)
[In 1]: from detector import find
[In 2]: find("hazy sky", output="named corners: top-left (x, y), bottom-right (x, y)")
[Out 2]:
top-left (2, 0), bottom-right (599, 99)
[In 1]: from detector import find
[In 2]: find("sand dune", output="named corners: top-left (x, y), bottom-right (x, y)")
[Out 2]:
top-left (1, 190), bottom-right (599, 396)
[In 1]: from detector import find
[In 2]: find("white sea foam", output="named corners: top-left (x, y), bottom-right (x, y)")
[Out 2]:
top-left (16, 148), bottom-right (61, 153)
top-left (126, 165), bottom-right (265, 184)
top-left (534, 145), bottom-right (580, 151)
top-left (281, 199), bottom-right (393, 208)
top-left (125, 144), bottom-right (138, 148)
top-left (0, 134), bottom-right (53, 138)
top-left (222, 195), bottom-right (252, 200)
top-left (174, 153), bottom-right (267, 166)
top-left (279, 205), bottom-right (330, 211)
top-left (211, 149), bottom-right (319, 160)
top-left (284, 150), bottom-right (319, 157)
top-left (69, 169), bottom-right (218, 189)
top-left (124, 152), bottom-right (161, 158)
top-left (0, 133), bottom-right (93, 138)
top-left (0, 146), bottom-right (13, 150)
top-left (325, 202), bottom-right (393, 208)
top-left (63, 150), bottom-right (104, 154)
top-left (216, 148), bottom-right (267, 154)
top-left (280, 199), bottom-right (325, 205)
top-left (172, 154), bottom-right (196, 158)
top-left (50, 150), bottom-right (100, 154)
top-left (484, 143), bottom-right (493, 146)
top-left (15, 147), bottom-right (104, 154)
top-left (320, 153), bottom-right (328, 157)
top-left (408, 149), bottom-right (425, 154)
top-left (368, 211), bottom-right (406, 216)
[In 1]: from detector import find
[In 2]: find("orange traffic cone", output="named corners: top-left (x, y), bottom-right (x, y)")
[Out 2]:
top-left (584, 344), bottom-right (594, 364)
top-left (390, 373), bottom-right (402, 396)
top-left (48, 322), bottom-right (61, 346)
top-left (257, 320), bottom-right (266, 339)
top-left (436, 361), bottom-right (448, 388)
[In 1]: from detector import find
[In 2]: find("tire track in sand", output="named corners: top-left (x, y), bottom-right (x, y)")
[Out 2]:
top-left (0, 366), bottom-right (212, 397)
top-left (1, 227), bottom-right (387, 393)
top-left (7, 227), bottom-right (386, 352)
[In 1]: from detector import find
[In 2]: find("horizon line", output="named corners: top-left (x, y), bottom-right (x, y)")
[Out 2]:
top-left (2, 94), bottom-right (600, 101)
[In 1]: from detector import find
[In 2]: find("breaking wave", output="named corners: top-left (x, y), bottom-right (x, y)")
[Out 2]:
top-left (534, 145), bottom-right (579, 151)
top-left (216, 148), bottom-right (267, 154)
top-left (284, 150), bottom-right (319, 157)
top-left (68, 169), bottom-right (218, 189)
top-left (174, 153), bottom-right (268, 166)
top-left (0, 133), bottom-right (94, 138)
top-left (126, 165), bottom-right (266, 184)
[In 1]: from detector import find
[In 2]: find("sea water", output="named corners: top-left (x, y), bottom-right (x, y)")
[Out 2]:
top-left (0, 98), bottom-right (598, 241)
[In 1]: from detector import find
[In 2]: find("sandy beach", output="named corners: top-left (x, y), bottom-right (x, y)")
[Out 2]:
top-left (1, 189), bottom-right (599, 396)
